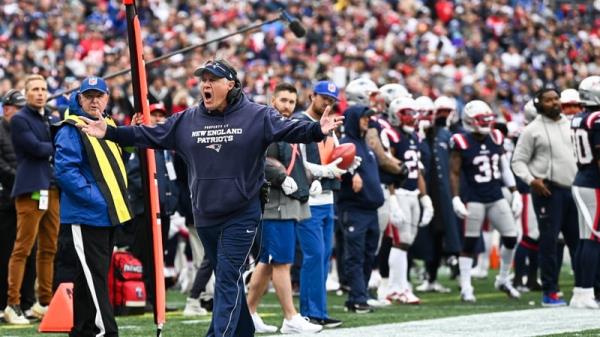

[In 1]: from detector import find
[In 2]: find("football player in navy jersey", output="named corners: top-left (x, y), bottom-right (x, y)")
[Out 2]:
top-left (449, 100), bottom-right (523, 302)
top-left (379, 96), bottom-right (434, 304)
top-left (569, 76), bottom-right (600, 309)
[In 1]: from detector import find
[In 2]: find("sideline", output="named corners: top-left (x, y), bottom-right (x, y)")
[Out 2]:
top-left (266, 307), bottom-right (599, 337)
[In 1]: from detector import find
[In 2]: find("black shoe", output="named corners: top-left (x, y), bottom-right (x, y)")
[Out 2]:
top-left (308, 316), bottom-right (343, 328)
top-left (200, 299), bottom-right (213, 312)
top-left (344, 302), bottom-right (373, 314)
top-left (526, 281), bottom-right (542, 292)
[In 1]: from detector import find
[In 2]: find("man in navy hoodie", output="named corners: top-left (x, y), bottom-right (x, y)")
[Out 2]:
top-left (338, 105), bottom-right (385, 313)
top-left (79, 59), bottom-right (343, 337)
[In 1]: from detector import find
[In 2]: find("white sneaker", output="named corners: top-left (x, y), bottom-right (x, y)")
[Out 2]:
top-left (571, 288), bottom-right (599, 309)
top-left (494, 277), bottom-right (521, 299)
top-left (281, 314), bottom-right (322, 334)
top-left (251, 312), bottom-right (278, 333)
top-left (183, 297), bottom-right (208, 317)
top-left (461, 286), bottom-right (476, 303)
top-left (30, 302), bottom-right (48, 319)
top-left (326, 278), bottom-right (340, 292)
top-left (367, 298), bottom-right (391, 307)
top-left (471, 267), bottom-right (488, 279)
top-left (4, 305), bottom-right (30, 325)
top-left (396, 290), bottom-right (421, 304)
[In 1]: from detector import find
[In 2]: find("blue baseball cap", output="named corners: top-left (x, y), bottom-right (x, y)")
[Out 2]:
top-left (194, 60), bottom-right (237, 81)
top-left (314, 81), bottom-right (339, 101)
top-left (80, 77), bottom-right (109, 94)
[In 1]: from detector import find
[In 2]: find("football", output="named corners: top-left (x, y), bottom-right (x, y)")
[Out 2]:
top-left (329, 143), bottom-right (356, 170)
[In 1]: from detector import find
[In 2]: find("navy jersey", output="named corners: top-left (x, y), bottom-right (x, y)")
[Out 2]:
top-left (391, 128), bottom-right (420, 191)
top-left (374, 116), bottom-right (404, 186)
top-left (451, 130), bottom-right (505, 202)
top-left (571, 111), bottom-right (600, 188)
top-left (418, 135), bottom-right (431, 178)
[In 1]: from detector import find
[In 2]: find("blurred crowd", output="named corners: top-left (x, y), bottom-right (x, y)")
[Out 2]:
top-left (1, 0), bottom-right (600, 126)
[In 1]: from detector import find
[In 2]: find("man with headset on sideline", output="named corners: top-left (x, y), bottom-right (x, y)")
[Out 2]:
top-left (511, 88), bottom-right (579, 307)
top-left (77, 59), bottom-right (344, 337)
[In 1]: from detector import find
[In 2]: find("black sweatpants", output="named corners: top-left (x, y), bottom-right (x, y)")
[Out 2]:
top-left (70, 224), bottom-right (117, 337)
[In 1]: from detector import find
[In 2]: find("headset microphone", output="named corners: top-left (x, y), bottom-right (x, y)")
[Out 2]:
top-left (280, 10), bottom-right (306, 38)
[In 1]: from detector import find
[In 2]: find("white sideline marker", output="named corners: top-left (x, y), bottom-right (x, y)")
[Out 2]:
top-left (265, 307), bottom-right (600, 337)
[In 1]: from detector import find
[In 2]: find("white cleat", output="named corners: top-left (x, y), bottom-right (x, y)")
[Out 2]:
top-left (495, 277), bottom-right (521, 299)
top-left (252, 312), bottom-right (278, 333)
top-left (395, 290), bottom-right (421, 305)
top-left (281, 314), bottom-right (323, 334)
top-left (416, 281), bottom-right (451, 293)
top-left (461, 286), bottom-right (476, 303)
top-left (367, 298), bottom-right (392, 307)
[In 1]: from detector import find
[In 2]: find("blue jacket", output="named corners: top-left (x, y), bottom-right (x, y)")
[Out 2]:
top-left (11, 105), bottom-right (55, 197)
top-left (54, 101), bottom-right (113, 227)
top-left (338, 105), bottom-right (384, 211)
top-left (104, 94), bottom-right (325, 227)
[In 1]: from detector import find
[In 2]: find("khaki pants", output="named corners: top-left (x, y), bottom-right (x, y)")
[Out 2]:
top-left (8, 188), bottom-right (60, 305)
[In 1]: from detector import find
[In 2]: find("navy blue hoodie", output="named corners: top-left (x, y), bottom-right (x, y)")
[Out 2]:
top-left (104, 94), bottom-right (325, 227)
top-left (338, 105), bottom-right (384, 211)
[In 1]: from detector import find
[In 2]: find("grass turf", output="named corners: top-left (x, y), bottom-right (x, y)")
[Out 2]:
top-left (0, 269), bottom-right (577, 336)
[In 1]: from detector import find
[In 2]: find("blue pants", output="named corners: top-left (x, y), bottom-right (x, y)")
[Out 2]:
top-left (296, 204), bottom-right (334, 319)
top-left (340, 208), bottom-right (379, 305)
top-left (196, 202), bottom-right (260, 337)
top-left (531, 184), bottom-right (579, 294)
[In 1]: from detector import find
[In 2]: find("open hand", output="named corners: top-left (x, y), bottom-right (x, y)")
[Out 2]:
top-left (320, 105), bottom-right (344, 135)
top-left (79, 109), bottom-right (108, 138)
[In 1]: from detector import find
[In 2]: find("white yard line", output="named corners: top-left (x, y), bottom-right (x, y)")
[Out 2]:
top-left (265, 307), bottom-right (600, 337)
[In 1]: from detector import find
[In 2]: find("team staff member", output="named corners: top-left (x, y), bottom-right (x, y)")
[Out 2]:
top-left (247, 83), bottom-right (322, 334)
top-left (296, 81), bottom-right (347, 328)
top-left (0, 90), bottom-right (37, 322)
top-left (5, 74), bottom-right (60, 324)
top-left (55, 77), bottom-right (134, 337)
top-left (512, 89), bottom-right (579, 307)
top-left (79, 59), bottom-right (343, 337)
top-left (338, 105), bottom-right (384, 313)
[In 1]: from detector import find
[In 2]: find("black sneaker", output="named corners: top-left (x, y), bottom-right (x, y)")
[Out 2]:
top-left (344, 302), bottom-right (373, 314)
top-left (308, 316), bottom-right (343, 328)
top-left (200, 299), bottom-right (213, 312)
top-left (526, 281), bottom-right (542, 292)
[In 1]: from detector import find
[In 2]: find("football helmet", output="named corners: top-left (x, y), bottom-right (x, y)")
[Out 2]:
top-left (345, 78), bottom-right (380, 106)
top-left (379, 83), bottom-right (411, 107)
top-left (389, 96), bottom-right (418, 133)
top-left (462, 100), bottom-right (495, 135)
top-left (579, 76), bottom-right (600, 107)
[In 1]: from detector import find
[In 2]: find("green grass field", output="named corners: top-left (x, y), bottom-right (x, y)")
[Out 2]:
top-left (0, 269), bottom-right (585, 337)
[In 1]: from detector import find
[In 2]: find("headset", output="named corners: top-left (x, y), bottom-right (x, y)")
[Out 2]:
top-left (532, 88), bottom-right (559, 113)
top-left (2, 89), bottom-right (22, 106)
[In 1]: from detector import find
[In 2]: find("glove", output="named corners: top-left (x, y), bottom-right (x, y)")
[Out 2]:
top-left (452, 196), bottom-right (469, 219)
top-left (347, 156), bottom-right (363, 175)
top-left (389, 195), bottom-right (407, 227)
top-left (419, 195), bottom-right (434, 227)
top-left (511, 190), bottom-right (523, 217)
top-left (323, 157), bottom-right (347, 178)
top-left (281, 176), bottom-right (298, 195)
top-left (309, 180), bottom-right (322, 196)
